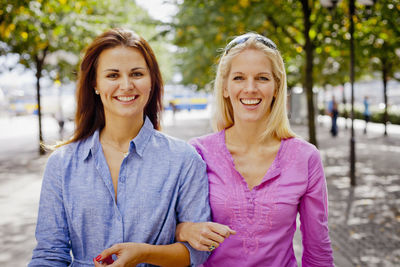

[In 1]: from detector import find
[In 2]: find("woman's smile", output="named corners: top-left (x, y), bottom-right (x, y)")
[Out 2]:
top-left (114, 94), bottom-right (138, 103)
top-left (240, 98), bottom-right (262, 105)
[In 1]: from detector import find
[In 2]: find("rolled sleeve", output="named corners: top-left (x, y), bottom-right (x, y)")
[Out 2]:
top-left (299, 149), bottom-right (334, 267)
top-left (176, 148), bottom-right (211, 266)
top-left (29, 151), bottom-right (71, 267)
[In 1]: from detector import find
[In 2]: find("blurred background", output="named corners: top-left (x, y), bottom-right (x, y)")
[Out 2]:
top-left (1, 0), bottom-right (400, 149)
top-left (0, 0), bottom-right (399, 266)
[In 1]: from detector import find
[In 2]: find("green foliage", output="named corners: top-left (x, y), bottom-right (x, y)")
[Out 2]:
top-left (0, 0), bottom-right (174, 153)
top-left (172, 0), bottom-right (321, 89)
top-left (0, 0), bottom-right (173, 82)
top-left (171, 0), bottom-right (399, 90)
top-left (359, 0), bottom-right (400, 79)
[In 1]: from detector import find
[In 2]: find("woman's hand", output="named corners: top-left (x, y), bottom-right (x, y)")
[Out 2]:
top-left (93, 242), bottom-right (149, 266)
top-left (176, 222), bottom-right (236, 251)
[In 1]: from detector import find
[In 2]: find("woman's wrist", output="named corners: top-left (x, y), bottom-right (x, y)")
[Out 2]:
top-left (140, 243), bottom-right (190, 267)
top-left (139, 243), bottom-right (152, 262)
top-left (176, 222), bottom-right (194, 242)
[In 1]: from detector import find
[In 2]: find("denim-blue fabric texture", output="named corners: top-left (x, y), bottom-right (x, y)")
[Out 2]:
top-left (29, 117), bottom-right (211, 266)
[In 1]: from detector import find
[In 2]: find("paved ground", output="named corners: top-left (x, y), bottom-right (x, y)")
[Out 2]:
top-left (302, 118), bottom-right (400, 267)
top-left (0, 111), bottom-right (399, 266)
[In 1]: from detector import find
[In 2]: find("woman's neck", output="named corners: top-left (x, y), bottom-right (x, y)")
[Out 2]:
top-left (100, 115), bottom-right (144, 148)
top-left (226, 120), bottom-right (278, 149)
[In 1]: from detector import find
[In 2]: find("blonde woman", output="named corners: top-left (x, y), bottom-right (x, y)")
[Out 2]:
top-left (176, 33), bottom-right (334, 266)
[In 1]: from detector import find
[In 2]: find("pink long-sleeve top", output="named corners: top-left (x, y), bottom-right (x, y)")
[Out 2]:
top-left (190, 130), bottom-right (334, 267)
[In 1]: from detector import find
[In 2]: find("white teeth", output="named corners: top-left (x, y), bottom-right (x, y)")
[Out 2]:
top-left (240, 98), bottom-right (261, 105)
top-left (117, 96), bottom-right (136, 101)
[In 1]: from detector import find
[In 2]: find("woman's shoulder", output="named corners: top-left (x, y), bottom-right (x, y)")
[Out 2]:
top-left (46, 138), bottom-right (90, 164)
top-left (153, 130), bottom-right (202, 158)
top-left (189, 131), bottom-right (222, 149)
top-left (283, 136), bottom-right (320, 157)
top-left (278, 138), bottom-right (323, 175)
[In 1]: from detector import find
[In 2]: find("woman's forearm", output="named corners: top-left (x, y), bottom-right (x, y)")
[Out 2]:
top-left (143, 243), bottom-right (190, 267)
top-left (94, 242), bottom-right (190, 267)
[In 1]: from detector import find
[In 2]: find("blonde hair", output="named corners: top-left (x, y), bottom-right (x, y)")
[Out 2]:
top-left (213, 33), bottom-right (295, 140)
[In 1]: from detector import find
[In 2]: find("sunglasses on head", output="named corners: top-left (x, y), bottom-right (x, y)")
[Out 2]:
top-left (225, 33), bottom-right (277, 54)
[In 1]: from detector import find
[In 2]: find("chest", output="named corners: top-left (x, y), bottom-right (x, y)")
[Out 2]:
top-left (230, 149), bottom-right (278, 190)
top-left (61, 158), bottom-right (183, 248)
top-left (102, 147), bottom-right (125, 198)
top-left (207, 161), bottom-right (308, 235)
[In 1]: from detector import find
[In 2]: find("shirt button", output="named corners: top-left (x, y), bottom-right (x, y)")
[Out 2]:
top-left (119, 176), bottom-right (126, 183)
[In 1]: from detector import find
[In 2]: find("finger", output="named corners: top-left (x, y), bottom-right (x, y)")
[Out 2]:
top-left (189, 234), bottom-right (218, 252)
top-left (93, 258), bottom-right (107, 267)
top-left (97, 244), bottom-right (121, 263)
top-left (194, 243), bottom-right (215, 252)
top-left (209, 223), bottom-right (236, 238)
top-left (106, 252), bottom-right (133, 267)
top-left (105, 258), bottom-right (120, 267)
top-left (202, 231), bottom-right (225, 244)
top-left (208, 244), bottom-right (219, 252)
top-left (102, 256), bottom-right (115, 264)
top-left (228, 227), bottom-right (237, 235)
top-left (198, 234), bottom-right (223, 251)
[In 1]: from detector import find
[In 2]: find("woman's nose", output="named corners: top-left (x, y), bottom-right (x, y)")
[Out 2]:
top-left (244, 79), bottom-right (257, 92)
top-left (121, 76), bottom-right (133, 90)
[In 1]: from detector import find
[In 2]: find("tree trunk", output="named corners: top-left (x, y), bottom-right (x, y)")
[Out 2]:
top-left (382, 58), bottom-right (389, 136)
top-left (342, 83), bottom-right (348, 129)
top-left (349, 0), bottom-right (356, 186)
top-left (35, 47), bottom-right (49, 155)
top-left (301, 0), bottom-right (317, 146)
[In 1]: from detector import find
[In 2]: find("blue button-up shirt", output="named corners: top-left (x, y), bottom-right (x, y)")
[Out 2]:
top-left (29, 117), bottom-right (211, 267)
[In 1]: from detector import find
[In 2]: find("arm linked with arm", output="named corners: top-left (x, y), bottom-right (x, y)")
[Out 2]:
top-left (94, 147), bottom-right (210, 267)
top-left (175, 148), bottom-right (212, 265)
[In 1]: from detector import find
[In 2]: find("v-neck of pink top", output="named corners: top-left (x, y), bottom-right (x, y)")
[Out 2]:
top-left (220, 128), bottom-right (283, 192)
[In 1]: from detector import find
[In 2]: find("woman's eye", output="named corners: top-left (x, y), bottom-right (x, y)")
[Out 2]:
top-left (258, 76), bottom-right (269, 81)
top-left (131, 72), bottom-right (143, 77)
top-left (107, 73), bottom-right (118, 78)
top-left (233, 76), bottom-right (243, 80)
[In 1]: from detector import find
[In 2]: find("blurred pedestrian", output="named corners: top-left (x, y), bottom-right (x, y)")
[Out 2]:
top-left (175, 33), bottom-right (334, 266)
top-left (55, 108), bottom-right (65, 139)
top-left (29, 28), bottom-right (210, 267)
top-left (363, 96), bottom-right (371, 134)
top-left (169, 99), bottom-right (178, 120)
top-left (328, 96), bottom-right (338, 137)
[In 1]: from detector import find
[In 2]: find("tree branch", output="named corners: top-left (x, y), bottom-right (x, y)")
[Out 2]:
top-left (265, 14), bottom-right (302, 47)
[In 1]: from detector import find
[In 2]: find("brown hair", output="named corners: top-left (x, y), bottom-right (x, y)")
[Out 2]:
top-left (63, 28), bottom-right (163, 146)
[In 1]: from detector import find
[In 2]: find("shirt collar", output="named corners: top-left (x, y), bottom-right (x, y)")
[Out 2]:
top-left (82, 116), bottom-right (154, 161)
top-left (130, 116), bottom-right (154, 157)
top-left (82, 129), bottom-right (100, 161)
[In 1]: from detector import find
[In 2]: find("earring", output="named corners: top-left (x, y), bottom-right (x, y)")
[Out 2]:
top-left (95, 90), bottom-right (100, 95)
